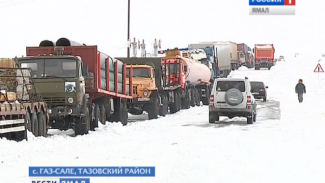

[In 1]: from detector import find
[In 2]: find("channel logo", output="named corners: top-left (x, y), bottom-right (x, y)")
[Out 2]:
top-left (249, 0), bottom-right (296, 15)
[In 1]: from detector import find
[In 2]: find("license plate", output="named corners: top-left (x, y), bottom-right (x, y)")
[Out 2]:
top-left (216, 105), bottom-right (227, 108)
top-left (138, 98), bottom-right (150, 101)
top-left (252, 93), bottom-right (259, 95)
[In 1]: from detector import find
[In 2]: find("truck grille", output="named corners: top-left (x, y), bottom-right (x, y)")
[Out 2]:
top-left (43, 97), bottom-right (65, 104)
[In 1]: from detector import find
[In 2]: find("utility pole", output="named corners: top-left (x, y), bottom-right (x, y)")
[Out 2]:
top-left (127, 0), bottom-right (130, 58)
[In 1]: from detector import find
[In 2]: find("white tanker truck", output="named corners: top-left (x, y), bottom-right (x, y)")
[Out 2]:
top-left (162, 48), bottom-right (212, 108)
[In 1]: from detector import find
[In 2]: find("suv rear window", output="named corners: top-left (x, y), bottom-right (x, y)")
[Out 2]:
top-left (216, 81), bottom-right (245, 92)
top-left (250, 82), bottom-right (264, 89)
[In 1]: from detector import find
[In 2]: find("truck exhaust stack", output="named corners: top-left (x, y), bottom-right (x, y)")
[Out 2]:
top-left (39, 40), bottom-right (55, 47)
top-left (56, 37), bottom-right (83, 46)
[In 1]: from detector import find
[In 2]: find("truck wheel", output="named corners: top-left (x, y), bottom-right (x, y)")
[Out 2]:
top-left (31, 111), bottom-right (39, 137)
top-left (181, 89), bottom-right (190, 109)
top-left (90, 104), bottom-right (100, 130)
top-left (99, 105), bottom-right (106, 125)
top-left (121, 100), bottom-right (128, 126)
top-left (255, 65), bottom-right (260, 70)
top-left (177, 91), bottom-right (182, 111)
top-left (75, 106), bottom-right (90, 135)
top-left (190, 88), bottom-right (195, 107)
top-left (15, 114), bottom-right (28, 141)
top-left (25, 111), bottom-right (31, 132)
top-left (148, 94), bottom-right (159, 120)
top-left (195, 89), bottom-right (200, 106)
top-left (170, 91), bottom-right (178, 114)
top-left (159, 95), bottom-right (168, 117)
top-left (37, 110), bottom-right (47, 137)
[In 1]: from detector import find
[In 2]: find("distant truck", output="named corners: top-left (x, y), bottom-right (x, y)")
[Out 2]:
top-left (191, 41), bottom-right (239, 78)
top-left (116, 58), bottom-right (178, 119)
top-left (247, 46), bottom-right (255, 68)
top-left (237, 43), bottom-right (254, 68)
top-left (253, 44), bottom-right (275, 70)
top-left (0, 58), bottom-right (48, 141)
top-left (187, 44), bottom-right (218, 79)
top-left (16, 38), bottom-right (133, 136)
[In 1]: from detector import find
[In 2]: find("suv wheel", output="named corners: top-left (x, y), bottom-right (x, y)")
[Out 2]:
top-left (209, 113), bottom-right (219, 123)
top-left (253, 113), bottom-right (257, 122)
top-left (247, 115), bottom-right (253, 124)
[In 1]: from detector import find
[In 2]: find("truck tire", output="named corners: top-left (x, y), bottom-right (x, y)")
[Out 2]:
top-left (202, 86), bottom-right (210, 105)
top-left (75, 106), bottom-right (90, 135)
top-left (25, 111), bottom-right (31, 132)
top-left (99, 105), bottom-right (106, 125)
top-left (148, 93), bottom-right (159, 120)
top-left (190, 88), bottom-right (195, 107)
top-left (111, 98), bottom-right (128, 125)
top-left (181, 89), bottom-right (190, 109)
top-left (90, 104), bottom-right (100, 130)
top-left (255, 65), bottom-right (260, 70)
top-left (37, 110), bottom-right (47, 137)
top-left (121, 100), bottom-right (128, 126)
top-left (225, 88), bottom-right (243, 106)
top-left (170, 91), bottom-right (178, 114)
top-left (31, 111), bottom-right (39, 137)
top-left (195, 89), bottom-right (200, 106)
top-left (15, 114), bottom-right (28, 141)
top-left (177, 91), bottom-right (182, 111)
top-left (159, 95), bottom-right (168, 117)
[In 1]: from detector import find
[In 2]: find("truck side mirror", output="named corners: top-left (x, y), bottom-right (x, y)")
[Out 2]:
top-left (184, 66), bottom-right (188, 72)
top-left (252, 48), bottom-right (255, 53)
top-left (82, 65), bottom-right (89, 76)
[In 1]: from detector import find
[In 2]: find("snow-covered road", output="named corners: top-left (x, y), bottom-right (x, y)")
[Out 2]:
top-left (1, 54), bottom-right (325, 183)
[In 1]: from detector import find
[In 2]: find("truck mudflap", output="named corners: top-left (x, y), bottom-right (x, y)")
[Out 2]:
top-left (0, 119), bottom-right (25, 134)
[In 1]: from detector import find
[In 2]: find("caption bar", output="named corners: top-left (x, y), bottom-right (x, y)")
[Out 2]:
top-left (29, 166), bottom-right (155, 177)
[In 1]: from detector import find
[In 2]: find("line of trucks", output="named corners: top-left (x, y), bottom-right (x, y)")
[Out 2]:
top-left (158, 42), bottom-right (276, 76)
top-left (1, 37), bottom-right (219, 141)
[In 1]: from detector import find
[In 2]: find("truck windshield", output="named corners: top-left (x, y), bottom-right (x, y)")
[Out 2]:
top-left (127, 68), bottom-right (150, 78)
top-left (19, 58), bottom-right (77, 78)
top-left (162, 63), bottom-right (179, 74)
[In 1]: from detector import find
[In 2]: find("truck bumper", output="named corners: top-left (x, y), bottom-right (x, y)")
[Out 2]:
top-left (0, 119), bottom-right (25, 134)
top-left (48, 105), bottom-right (82, 118)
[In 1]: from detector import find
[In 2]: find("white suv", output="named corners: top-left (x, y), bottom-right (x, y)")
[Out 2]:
top-left (209, 77), bottom-right (257, 124)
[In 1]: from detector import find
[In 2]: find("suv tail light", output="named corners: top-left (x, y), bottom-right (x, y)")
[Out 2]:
top-left (259, 89), bottom-right (264, 92)
top-left (247, 96), bottom-right (251, 103)
top-left (210, 95), bottom-right (214, 103)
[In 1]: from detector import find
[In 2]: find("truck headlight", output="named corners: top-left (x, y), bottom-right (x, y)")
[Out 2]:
top-left (65, 82), bottom-right (76, 92)
top-left (68, 98), bottom-right (74, 103)
top-left (143, 92), bottom-right (148, 97)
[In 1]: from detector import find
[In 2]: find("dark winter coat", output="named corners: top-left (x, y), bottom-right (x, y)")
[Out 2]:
top-left (295, 83), bottom-right (306, 94)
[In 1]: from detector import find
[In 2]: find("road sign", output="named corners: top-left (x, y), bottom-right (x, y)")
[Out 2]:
top-left (314, 63), bottom-right (324, 72)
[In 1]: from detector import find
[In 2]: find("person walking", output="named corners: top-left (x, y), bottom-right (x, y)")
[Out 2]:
top-left (295, 79), bottom-right (306, 103)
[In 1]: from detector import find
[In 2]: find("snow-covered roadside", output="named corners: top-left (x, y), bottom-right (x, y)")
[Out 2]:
top-left (1, 54), bottom-right (325, 183)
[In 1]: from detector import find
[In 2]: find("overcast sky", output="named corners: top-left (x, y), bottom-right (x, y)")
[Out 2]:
top-left (0, 0), bottom-right (324, 59)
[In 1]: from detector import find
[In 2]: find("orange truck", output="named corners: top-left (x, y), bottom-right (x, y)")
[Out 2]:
top-left (253, 44), bottom-right (275, 70)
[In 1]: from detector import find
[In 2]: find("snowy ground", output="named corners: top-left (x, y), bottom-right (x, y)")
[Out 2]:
top-left (1, 54), bottom-right (325, 183)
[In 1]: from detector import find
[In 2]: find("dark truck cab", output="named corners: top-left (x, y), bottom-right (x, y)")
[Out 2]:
top-left (17, 38), bottom-right (133, 136)
top-left (17, 49), bottom-right (89, 134)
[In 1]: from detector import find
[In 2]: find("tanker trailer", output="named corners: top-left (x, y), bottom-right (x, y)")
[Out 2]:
top-left (162, 48), bottom-right (212, 109)
top-left (180, 52), bottom-right (212, 106)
